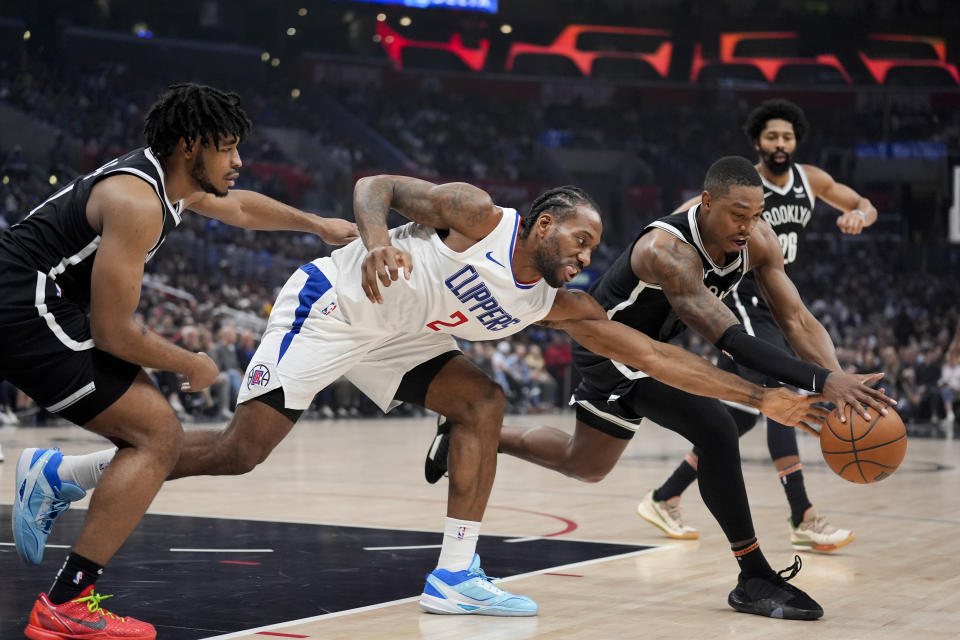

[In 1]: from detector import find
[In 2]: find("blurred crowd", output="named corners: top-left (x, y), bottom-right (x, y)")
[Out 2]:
top-left (1, 46), bottom-right (959, 435)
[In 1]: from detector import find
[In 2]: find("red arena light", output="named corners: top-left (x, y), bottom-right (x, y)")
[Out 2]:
top-left (505, 24), bottom-right (673, 78)
top-left (691, 31), bottom-right (851, 84)
top-left (858, 34), bottom-right (959, 85)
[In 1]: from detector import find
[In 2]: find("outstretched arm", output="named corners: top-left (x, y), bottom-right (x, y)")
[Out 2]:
top-left (803, 164), bottom-right (877, 234)
top-left (538, 289), bottom-right (826, 431)
top-left (352, 175), bottom-right (500, 302)
top-left (185, 189), bottom-right (359, 245)
top-left (749, 222), bottom-right (894, 417)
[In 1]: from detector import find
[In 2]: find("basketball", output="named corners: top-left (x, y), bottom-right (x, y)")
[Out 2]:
top-left (820, 406), bottom-right (907, 483)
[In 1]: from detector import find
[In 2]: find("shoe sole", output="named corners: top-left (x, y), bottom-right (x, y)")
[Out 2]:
top-left (636, 500), bottom-right (699, 540)
top-left (792, 531), bottom-right (855, 553)
top-left (728, 596), bottom-right (824, 620)
top-left (25, 622), bottom-right (157, 640)
top-left (419, 594), bottom-right (537, 616)
top-left (13, 448), bottom-right (46, 566)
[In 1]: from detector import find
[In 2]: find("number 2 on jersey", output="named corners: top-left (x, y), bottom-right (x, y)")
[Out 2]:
top-left (426, 311), bottom-right (468, 332)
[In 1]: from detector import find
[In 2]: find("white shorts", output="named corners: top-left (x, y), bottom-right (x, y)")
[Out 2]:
top-left (237, 259), bottom-right (458, 412)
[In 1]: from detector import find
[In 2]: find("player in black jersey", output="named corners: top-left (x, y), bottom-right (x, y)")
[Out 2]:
top-left (424, 157), bottom-right (892, 620)
top-left (642, 99), bottom-right (878, 553)
top-left (5, 83), bottom-right (357, 640)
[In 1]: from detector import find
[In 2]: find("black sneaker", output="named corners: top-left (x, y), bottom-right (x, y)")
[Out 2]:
top-left (728, 556), bottom-right (823, 620)
top-left (424, 415), bottom-right (452, 484)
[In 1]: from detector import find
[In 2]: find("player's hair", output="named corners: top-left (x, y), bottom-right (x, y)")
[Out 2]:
top-left (144, 83), bottom-right (253, 159)
top-left (520, 185), bottom-right (598, 239)
top-left (743, 98), bottom-right (809, 144)
top-left (703, 156), bottom-right (762, 197)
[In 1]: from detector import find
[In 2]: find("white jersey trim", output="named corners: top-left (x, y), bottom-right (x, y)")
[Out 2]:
top-left (795, 164), bottom-right (816, 210)
top-left (760, 167), bottom-right (795, 196)
top-left (25, 183), bottom-right (76, 220)
top-left (144, 147), bottom-right (182, 223)
top-left (47, 236), bottom-right (102, 280)
top-left (574, 398), bottom-right (643, 432)
top-left (47, 382), bottom-right (97, 412)
top-left (35, 272), bottom-right (95, 351)
top-left (686, 205), bottom-right (743, 276)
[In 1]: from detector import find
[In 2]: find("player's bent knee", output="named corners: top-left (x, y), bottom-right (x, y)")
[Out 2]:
top-left (448, 381), bottom-right (506, 428)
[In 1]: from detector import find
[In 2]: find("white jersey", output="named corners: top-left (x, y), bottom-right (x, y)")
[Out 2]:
top-left (236, 207), bottom-right (559, 412)
top-left (328, 207), bottom-right (558, 340)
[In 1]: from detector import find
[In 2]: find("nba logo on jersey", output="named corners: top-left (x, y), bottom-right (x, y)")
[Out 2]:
top-left (247, 364), bottom-right (271, 389)
top-left (320, 301), bottom-right (337, 316)
top-left (457, 526), bottom-right (467, 539)
top-left (72, 570), bottom-right (83, 585)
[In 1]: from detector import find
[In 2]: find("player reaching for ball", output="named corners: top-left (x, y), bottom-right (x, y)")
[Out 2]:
top-left (632, 98), bottom-right (882, 550)
top-left (424, 156), bottom-right (894, 620)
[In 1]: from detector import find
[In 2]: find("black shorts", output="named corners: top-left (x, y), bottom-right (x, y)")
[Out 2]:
top-left (574, 375), bottom-right (730, 441)
top-left (0, 263), bottom-right (140, 425)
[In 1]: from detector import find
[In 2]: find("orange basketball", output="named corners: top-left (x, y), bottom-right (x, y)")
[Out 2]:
top-left (820, 406), bottom-right (907, 483)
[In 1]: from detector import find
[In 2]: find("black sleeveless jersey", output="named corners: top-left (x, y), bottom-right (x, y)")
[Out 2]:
top-left (727, 163), bottom-right (815, 313)
top-left (573, 205), bottom-right (748, 398)
top-left (0, 147), bottom-right (184, 310)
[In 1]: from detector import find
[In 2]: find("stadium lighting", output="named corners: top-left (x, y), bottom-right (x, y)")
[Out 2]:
top-left (399, 16), bottom-right (412, 26)
top-left (286, 27), bottom-right (297, 36)
top-left (500, 24), bottom-right (512, 34)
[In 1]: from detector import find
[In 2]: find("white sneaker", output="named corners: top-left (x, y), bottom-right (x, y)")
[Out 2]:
top-left (637, 489), bottom-right (699, 539)
top-left (790, 507), bottom-right (855, 553)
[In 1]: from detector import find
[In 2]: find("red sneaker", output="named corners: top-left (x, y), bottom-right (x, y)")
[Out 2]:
top-left (24, 585), bottom-right (156, 640)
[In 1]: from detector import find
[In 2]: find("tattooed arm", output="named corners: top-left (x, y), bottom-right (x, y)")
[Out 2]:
top-left (353, 175), bottom-right (499, 246)
top-left (632, 229), bottom-right (740, 341)
top-left (634, 229), bottom-right (831, 391)
top-left (537, 289), bottom-right (827, 431)
top-left (352, 175), bottom-right (501, 302)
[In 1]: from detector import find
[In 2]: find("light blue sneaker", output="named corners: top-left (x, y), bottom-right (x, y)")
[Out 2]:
top-left (419, 554), bottom-right (538, 616)
top-left (13, 448), bottom-right (86, 566)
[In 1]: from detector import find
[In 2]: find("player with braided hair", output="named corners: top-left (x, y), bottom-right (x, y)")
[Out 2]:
top-left (42, 174), bottom-right (832, 619)
top-left (421, 158), bottom-right (891, 620)
top-left (5, 82), bottom-right (357, 639)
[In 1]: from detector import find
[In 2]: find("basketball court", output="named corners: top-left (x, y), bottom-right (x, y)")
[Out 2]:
top-left (1, 412), bottom-right (957, 639)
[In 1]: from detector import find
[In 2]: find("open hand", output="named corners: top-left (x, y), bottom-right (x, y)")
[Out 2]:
top-left (822, 371), bottom-right (895, 422)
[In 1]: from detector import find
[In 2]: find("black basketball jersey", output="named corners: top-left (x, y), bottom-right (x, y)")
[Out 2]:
top-left (728, 163), bottom-right (815, 313)
top-left (0, 147), bottom-right (184, 310)
top-left (573, 205), bottom-right (748, 398)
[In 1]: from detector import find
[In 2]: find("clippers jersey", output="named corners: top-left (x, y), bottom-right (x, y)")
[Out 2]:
top-left (0, 147), bottom-right (184, 310)
top-left (573, 205), bottom-right (747, 398)
top-left (727, 163), bottom-right (814, 315)
top-left (326, 207), bottom-right (558, 341)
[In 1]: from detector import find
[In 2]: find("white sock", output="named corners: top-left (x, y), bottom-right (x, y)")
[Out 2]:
top-left (57, 448), bottom-right (117, 491)
top-left (436, 517), bottom-right (481, 571)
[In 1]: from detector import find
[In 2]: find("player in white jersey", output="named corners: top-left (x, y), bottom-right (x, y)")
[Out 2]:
top-left (33, 176), bottom-right (831, 617)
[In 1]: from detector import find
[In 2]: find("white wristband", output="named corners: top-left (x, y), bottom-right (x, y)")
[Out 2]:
top-left (851, 209), bottom-right (867, 220)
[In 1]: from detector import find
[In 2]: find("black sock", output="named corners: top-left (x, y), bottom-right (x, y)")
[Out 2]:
top-left (779, 464), bottom-right (812, 527)
top-left (653, 456), bottom-right (698, 502)
top-left (732, 538), bottom-right (773, 577)
top-left (48, 552), bottom-right (104, 605)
